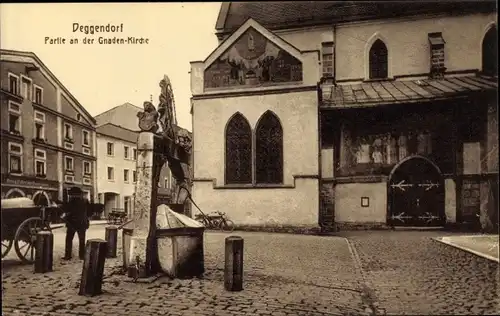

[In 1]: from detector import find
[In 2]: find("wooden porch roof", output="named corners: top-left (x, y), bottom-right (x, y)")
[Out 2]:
top-left (320, 75), bottom-right (498, 109)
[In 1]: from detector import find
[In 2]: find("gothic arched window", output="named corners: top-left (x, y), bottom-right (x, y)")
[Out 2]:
top-left (225, 113), bottom-right (252, 184)
top-left (482, 26), bottom-right (498, 76)
top-left (369, 39), bottom-right (388, 79)
top-left (255, 111), bottom-right (283, 184)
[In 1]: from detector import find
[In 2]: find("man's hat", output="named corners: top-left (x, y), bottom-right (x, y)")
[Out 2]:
top-left (68, 187), bottom-right (83, 196)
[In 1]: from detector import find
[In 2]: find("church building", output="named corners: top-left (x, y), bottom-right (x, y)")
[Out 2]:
top-left (190, 2), bottom-right (498, 231)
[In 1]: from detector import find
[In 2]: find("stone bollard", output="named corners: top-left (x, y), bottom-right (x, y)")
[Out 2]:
top-left (79, 239), bottom-right (107, 297)
top-left (224, 236), bottom-right (244, 291)
top-left (122, 228), bottom-right (134, 270)
top-left (105, 225), bottom-right (118, 258)
top-left (34, 230), bottom-right (53, 273)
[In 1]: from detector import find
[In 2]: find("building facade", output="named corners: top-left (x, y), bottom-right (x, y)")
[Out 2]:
top-left (94, 104), bottom-right (175, 219)
top-left (190, 2), bottom-right (498, 231)
top-left (0, 49), bottom-right (97, 204)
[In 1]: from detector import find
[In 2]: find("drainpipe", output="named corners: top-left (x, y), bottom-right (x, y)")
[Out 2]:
top-left (331, 24), bottom-right (337, 231)
top-left (333, 24), bottom-right (337, 86)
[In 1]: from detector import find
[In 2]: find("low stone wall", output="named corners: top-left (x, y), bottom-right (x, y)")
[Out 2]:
top-left (335, 222), bottom-right (391, 231)
top-left (232, 224), bottom-right (322, 235)
top-left (229, 222), bottom-right (393, 235)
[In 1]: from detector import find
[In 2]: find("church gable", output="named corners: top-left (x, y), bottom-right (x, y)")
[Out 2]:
top-left (204, 22), bottom-right (303, 89)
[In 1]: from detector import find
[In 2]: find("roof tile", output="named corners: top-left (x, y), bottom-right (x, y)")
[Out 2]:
top-left (218, 1), bottom-right (496, 33)
top-left (320, 75), bottom-right (497, 109)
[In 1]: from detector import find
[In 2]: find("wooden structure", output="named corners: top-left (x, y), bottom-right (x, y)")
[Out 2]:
top-left (1, 197), bottom-right (58, 263)
top-left (224, 236), bottom-right (244, 291)
top-left (34, 231), bottom-right (54, 273)
top-left (319, 74), bottom-right (498, 230)
top-left (129, 75), bottom-right (194, 278)
top-left (79, 239), bottom-right (107, 296)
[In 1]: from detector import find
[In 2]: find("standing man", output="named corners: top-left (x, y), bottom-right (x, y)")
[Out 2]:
top-left (62, 187), bottom-right (90, 260)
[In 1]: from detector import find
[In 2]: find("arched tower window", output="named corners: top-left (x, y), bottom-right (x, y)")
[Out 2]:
top-left (369, 39), bottom-right (388, 79)
top-left (225, 113), bottom-right (252, 184)
top-left (255, 111), bottom-right (283, 184)
top-left (482, 26), bottom-right (498, 76)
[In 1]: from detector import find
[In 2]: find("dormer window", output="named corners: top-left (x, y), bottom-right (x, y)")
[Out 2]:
top-left (428, 32), bottom-right (446, 79)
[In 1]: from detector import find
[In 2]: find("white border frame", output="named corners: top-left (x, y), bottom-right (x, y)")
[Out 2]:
top-left (123, 196), bottom-right (132, 214)
top-left (8, 142), bottom-right (23, 175)
top-left (8, 100), bottom-right (21, 114)
top-left (64, 155), bottom-right (74, 171)
top-left (321, 42), bottom-right (334, 77)
top-left (83, 160), bottom-right (91, 175)
top-left (63, 122), bottom-right (73, 140)
top-left (364, 32), bottom-right (392, 80)
top-left (82, 129), bottom-right (91, 147)
top-left (82, 189), bottom-right (91, 201)
top-left (106, 142), bottom-right (115, 157)
top-left (124, 145), bottom-right (130, 159)
top-left (64, 175), bottom-right (75, 183)
top-left (107, 166), bottom-right (115, 181)
top-left (34, 110), bottom-right (46, 140)
top-left (5, 188), bottom-right (26, 198)
top-left (33, 83), bottom-right (44, 104)
top-left (8, 101), bottom-right (22, 134)
top-left (124, 168), bottom-right (130, 183)
top-left (7, 72), bottom-right (20, 95)
top-left (83, 147), bottom-right (91, 155)
top-left (20, 74), bottom-right (33, 100)
top-left (34, 148), bottom-right (47, 176)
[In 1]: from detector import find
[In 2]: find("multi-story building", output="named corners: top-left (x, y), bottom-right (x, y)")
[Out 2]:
top-left (0, 49), bottom-right (97, 203)
top-left (190, 2), bottom-right (498, 231)
top-left (94, 103), bottom-right (176, 219)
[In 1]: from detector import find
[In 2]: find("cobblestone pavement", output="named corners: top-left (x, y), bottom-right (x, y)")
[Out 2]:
top-left (2, 224), bottom-right (107, 262)
top-left (341, 230), bottom-right (500, 315)
top-left (2, 229), bottom-right (370, 316)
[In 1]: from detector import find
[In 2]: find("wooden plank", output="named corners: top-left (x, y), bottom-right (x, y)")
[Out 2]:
top-left (381, 81), bottom-right (409, 100)
top-left (360, 84), bottom-right (382, 101)
top-left (459, 76), bottom-right (497, 90)
top-left (424, 79), bottom-right (457, 93)
top-left (352, 84), bottom-right (370, 102)
top-left (340, 85), bottom-right (355, 104)
top-left (419, 80), bottom-right (446, 96)
top-left (354, 89), bottom-right (370, 103)
top-left (401, 80), bottom-right (433, 98)
top-left (392, 81), bottom-right (421, 99)
top-left (436, 79), bottom-right (468, 92)
top-left (469, 76), bottom-right (498, 88)
top-left (371, 82), bottom-right (395, 101)
top-left (447, 77), bottom-right (481, 91)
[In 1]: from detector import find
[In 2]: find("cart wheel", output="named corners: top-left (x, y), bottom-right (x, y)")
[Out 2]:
top-left (14, 217), bottom-right (49, 264)
top-left (2, 238), bottom-right (13, 259)
top-left (220, 220), bottom-right (235, 232)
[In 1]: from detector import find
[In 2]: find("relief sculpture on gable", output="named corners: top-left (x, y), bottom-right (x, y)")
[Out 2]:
top-left (204, 27), bottom-right (303, 89)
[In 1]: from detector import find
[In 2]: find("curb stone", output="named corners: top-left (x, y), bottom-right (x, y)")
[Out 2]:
top-left (431, 237), bottom-right (499, 263)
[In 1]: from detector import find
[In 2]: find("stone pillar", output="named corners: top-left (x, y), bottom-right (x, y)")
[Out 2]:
top-left (129, 132), bottom-right (158, 277)
top-left (486, 104), bottom-right (498, 173)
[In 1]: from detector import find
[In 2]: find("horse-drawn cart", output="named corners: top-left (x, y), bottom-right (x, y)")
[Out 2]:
top-left (1, 197), bottom-right (61, 263)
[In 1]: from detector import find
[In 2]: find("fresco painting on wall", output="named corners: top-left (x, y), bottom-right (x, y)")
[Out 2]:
top-left (204, 27), bottom-right (303, 89)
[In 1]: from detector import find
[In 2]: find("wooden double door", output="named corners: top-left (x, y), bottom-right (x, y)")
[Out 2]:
top-left (388, 156), bottom-right (446, 227)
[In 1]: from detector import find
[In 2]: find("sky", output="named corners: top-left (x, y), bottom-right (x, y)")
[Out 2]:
top-left (0, 2), bottom-right (222, 131)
